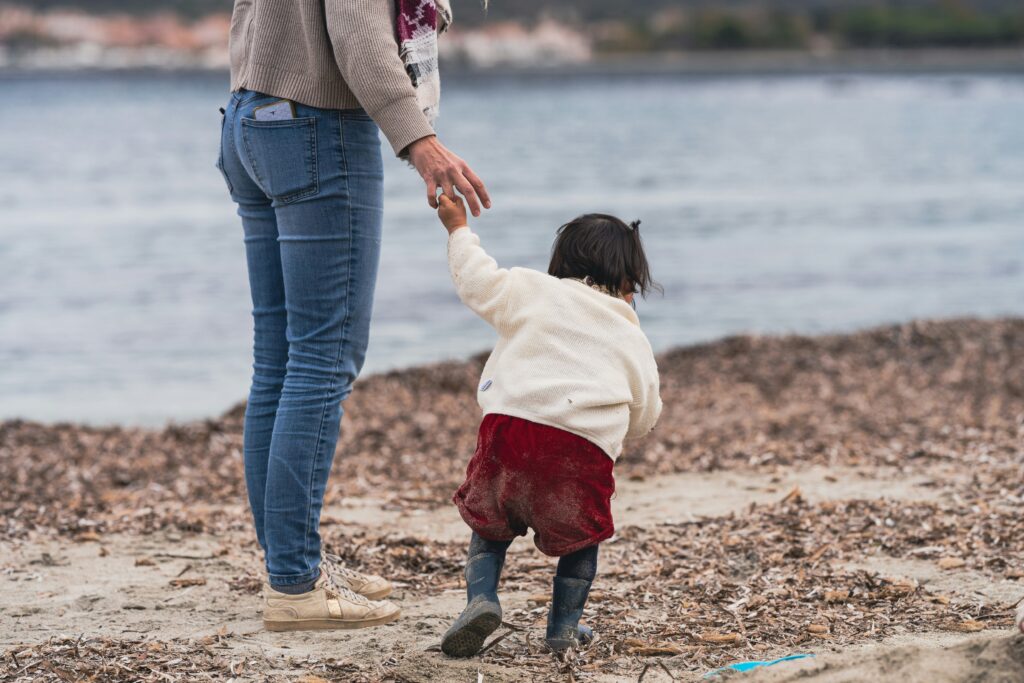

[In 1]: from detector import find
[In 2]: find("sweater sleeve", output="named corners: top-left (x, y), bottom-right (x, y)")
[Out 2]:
top-left (324, 0), bottom-right (437, 156)
top-left (447, 227), bottom-right (517, 331)
top-left (626, 356), bottom-right (663, 440)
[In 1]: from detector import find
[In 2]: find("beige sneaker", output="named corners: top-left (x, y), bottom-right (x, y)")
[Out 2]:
top-left (262, 573), bottom-right (400, 631)
top-left (322, 552), bottom-right (392, 600)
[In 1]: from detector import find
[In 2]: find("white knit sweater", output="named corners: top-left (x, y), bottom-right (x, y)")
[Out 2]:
top-left (447, 227), bottom-right (662, 460)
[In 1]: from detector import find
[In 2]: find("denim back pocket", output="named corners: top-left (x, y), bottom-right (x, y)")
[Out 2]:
top-left (240, 117), bottom-right (319, 204)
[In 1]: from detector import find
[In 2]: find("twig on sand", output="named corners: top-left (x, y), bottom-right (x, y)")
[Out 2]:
top-left (478, 628), bottom-right (514, 654)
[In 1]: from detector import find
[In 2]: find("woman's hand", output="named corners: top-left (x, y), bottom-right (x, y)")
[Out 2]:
top-left (438, 195), bottom-right (468, 233)
top-left (407, 135), bottom-right (491, 217)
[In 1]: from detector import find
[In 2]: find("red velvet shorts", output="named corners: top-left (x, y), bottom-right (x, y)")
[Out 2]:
top-left (453, 413), bottom-right (616, 557)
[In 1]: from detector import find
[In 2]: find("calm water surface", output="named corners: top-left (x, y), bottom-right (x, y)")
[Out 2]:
top-left (2, 71), bottom-right (1023, 423)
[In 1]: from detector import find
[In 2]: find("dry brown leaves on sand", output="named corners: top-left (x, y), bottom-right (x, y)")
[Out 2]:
top-left (19, 483), bottom-right (1003, 681)
top-left (2, 318), bottom-right (1022, 541)
top-left (3, 633), bottom-right (238, 683)
top-left (2, 317), bottom-right (1024, 540)
top-left (2, 631), bottom-right (395, 683)
top-left (227, 494), bottom-right (1014, 678)
top-left (6, 491), bottom-right (1017, 683)
top-left (2, 319), bottom-right (1022, 681)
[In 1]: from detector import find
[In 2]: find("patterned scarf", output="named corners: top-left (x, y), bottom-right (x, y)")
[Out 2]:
top-left (396, 0), bottom-right (452, 125)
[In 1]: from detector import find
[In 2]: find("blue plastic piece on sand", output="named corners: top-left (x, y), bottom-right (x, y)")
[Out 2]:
top-left (703, 653), bottom-right (814, 678)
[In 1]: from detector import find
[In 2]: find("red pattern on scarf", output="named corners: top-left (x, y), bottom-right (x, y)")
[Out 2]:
top-left (396, 0), bottom-right (438, 43)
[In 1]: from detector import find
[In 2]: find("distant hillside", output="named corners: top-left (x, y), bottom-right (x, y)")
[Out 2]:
top-left (15, 0), bottom-right (230, 18)
top-left (450, 0), bottom-right (1024, 26)
top-left (14, 0), bottom-right (1024, 22)
top-left (6, 0), bottom-right (1024, 50)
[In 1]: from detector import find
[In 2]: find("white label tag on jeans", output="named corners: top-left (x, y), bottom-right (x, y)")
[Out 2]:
top-left (253, 100), bottom-right (296, 121)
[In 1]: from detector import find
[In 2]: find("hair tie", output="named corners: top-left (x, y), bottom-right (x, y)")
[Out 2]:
top-left (630, 220), bottom-right (641, 232)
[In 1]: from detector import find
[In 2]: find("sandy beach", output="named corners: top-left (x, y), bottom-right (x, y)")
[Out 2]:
top-left (1, 318), bottom-right (1022, 682)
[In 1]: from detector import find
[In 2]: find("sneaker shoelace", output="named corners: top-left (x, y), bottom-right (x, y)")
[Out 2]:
top-left (321, 553), bottom-right (373, 606)
top-left (325, 558), bottom-right (365, 583)
top-left (323, 572), bottom-right (373, 606)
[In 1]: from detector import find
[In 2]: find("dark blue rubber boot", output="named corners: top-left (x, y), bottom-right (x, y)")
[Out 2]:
top-left (441, 536), bottom-right (507, 657)
top-left (545, 576), bottom-right (595, 651)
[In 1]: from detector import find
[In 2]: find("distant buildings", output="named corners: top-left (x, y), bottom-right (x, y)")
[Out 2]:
top-left (3, 4), bottom-right (1018, 72)
top-left (0, 7), bottom-right (593, 70)
top-left (441, 20), bottom-right (592, 68)
top-left (0, 7), bottom-right (230, 69)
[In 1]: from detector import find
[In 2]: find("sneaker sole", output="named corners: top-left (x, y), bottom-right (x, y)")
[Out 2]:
top-left (264, 609), bottom-right (400, 632)
top-left (441, 603), bottom-right (502, 658)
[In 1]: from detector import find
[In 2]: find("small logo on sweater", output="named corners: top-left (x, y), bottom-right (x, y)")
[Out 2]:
top-left (479, 379), bottom-right (493, 392)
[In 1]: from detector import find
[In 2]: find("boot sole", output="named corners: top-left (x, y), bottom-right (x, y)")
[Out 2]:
top-left (441, 603), bottom-right (502, 658)
top-left (264, 609), bottom-right (400, 632)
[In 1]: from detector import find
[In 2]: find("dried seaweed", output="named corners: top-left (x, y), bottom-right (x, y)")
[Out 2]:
top-left (3, 319), bottom-right (1021, 541)
top-left (2, 318), bottom-right (1022, 682)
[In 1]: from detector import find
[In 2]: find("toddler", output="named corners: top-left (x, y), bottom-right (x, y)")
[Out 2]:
top-left (436, 195), bottom-right (663, 656)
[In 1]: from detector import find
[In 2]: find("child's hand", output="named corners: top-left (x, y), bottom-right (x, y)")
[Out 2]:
top-left (438, 194), bottom-right (468, 233)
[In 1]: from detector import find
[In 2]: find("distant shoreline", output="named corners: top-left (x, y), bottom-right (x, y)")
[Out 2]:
top-left (586, 48), bottom-right (1024, 75)
top-left (1, 48), bottom-right (1022, 79)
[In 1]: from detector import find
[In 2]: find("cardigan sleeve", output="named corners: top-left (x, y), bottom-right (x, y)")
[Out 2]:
top-left (625, 355), bottom-right (663, 440)
top-left (324, 0), bottom-right (436, 155)
top-left (447, 227), bottom-right (518, 332)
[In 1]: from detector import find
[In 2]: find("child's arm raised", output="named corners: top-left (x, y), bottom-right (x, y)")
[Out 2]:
top-left (440, 195), bottom-right (517, 330)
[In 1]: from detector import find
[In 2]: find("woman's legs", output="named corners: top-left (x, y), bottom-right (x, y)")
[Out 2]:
top-left (262, 112), bottom-right (383, 589)
top-left (218, 92), bottom-right (288, 556)
top-left (221, 91), bottom-right (384, 589)
top-left (239, 197), bottom-right (287, 557)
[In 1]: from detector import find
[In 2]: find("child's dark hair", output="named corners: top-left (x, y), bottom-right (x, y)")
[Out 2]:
top-left (548, 214), bottom-right (660, 298)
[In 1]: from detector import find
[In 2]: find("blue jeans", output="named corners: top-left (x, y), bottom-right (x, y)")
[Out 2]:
top-left (217, 89), bottom-right (384, 587)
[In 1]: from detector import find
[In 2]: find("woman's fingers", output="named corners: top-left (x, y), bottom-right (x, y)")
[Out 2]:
top-left (425, 176), bottom-right (440, 208)
top-left (440, 179), bottom-right (456, 203)
top-left (462, 165), bottom-right (491, 209)
top-left (409, 136), bottom-right (491, 214)
top-left (421, 159), bottom-right (489, 216)
top-left (455, 178), bottom-right (482, 217)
